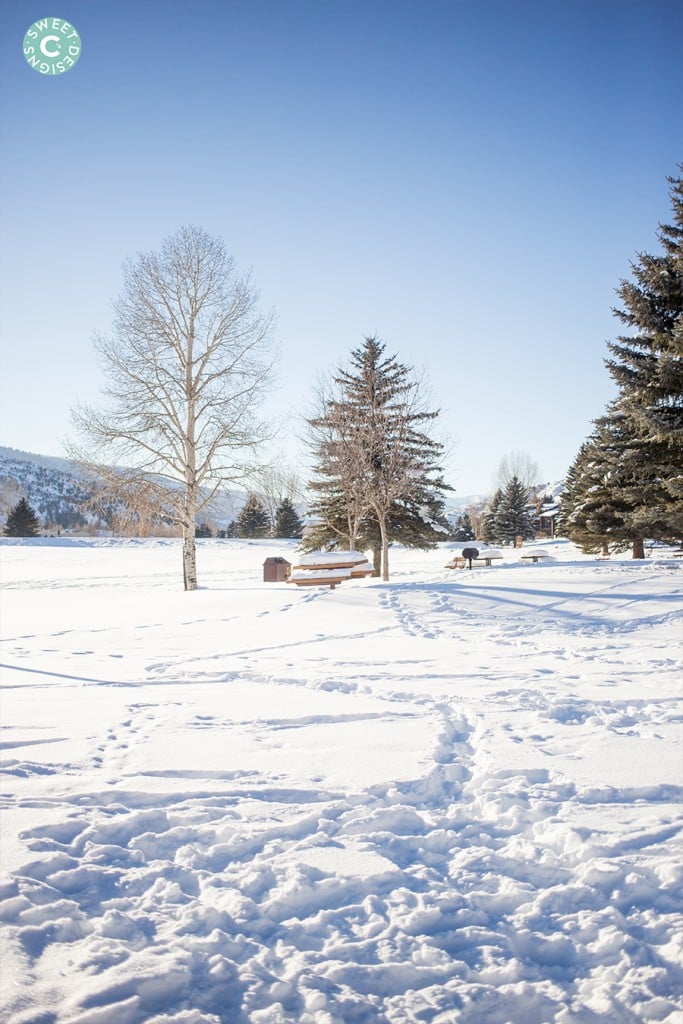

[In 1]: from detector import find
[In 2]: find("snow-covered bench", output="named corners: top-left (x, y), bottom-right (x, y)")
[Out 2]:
top-left (520, 549), bottom-right (555, 563)
top-left (287, 550), bottom-right (374, 589)
top-left (287, 567), bottom-right (352, 589)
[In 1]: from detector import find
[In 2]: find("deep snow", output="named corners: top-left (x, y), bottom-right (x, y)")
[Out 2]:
top-left (0, 537), bottom-right (681, 1024)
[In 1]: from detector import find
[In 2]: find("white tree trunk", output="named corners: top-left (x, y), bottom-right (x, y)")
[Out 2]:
top-left (182, 526), bottom-right (197, 591)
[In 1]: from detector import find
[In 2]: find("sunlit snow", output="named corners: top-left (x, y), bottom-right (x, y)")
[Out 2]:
top-left (1, 537), bottom-right (681, 1024)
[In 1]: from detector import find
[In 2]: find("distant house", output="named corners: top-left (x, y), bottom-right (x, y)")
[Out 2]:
top-left (535, 503), bottom-right (560, 538)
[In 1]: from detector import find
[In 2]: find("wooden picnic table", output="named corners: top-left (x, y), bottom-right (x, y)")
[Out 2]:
top-left (288, 551), bottom-right (374, 588)
top-left (287, 567), bottom-right (352, 589)
top-left (445, 550), bottom-right (503, 569)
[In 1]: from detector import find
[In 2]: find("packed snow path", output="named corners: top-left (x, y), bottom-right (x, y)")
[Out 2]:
top-left (1, 538), bottom-right (682, 1024)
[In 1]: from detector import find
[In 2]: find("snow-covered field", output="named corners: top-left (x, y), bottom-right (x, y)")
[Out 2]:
top-left (1, 537), bottom-right (681, 1024)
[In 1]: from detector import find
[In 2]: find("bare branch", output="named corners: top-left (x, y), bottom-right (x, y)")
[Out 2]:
top-left (69, 226), bottom-right (275, 589)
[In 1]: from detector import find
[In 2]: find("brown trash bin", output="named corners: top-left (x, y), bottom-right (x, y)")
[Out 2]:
top-left (263, 557), bottom-right (291, 582)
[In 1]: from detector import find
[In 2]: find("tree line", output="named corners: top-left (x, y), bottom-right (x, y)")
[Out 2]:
top-left (9, 169), bottom-right (680, 580)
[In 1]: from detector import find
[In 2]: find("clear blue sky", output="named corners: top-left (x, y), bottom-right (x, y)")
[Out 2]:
top-left (1, 0), bottom-right (681, 496)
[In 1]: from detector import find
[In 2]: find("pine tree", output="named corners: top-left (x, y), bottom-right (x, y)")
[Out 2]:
top-left (606, 172), bottom-right (682, 447)
top-left (562, 403), bottom-right (677, 557)
top-left (601, 169), bottom-right (683, 544)
top-left (4, 497), bottom-right (40, 537)
top-left (236, 494), bottom-right (270, 538)
top-left (274, 497), bottom-right (303, 538)
top-left (494, 476), bottom-right (535, 545)
top-left (561, 433), bottom-right (623, 555)
top-left (452, 511), bottom-right (475, 541)
top-left (481, 489), bottom-right (503, 543)
top-left (306, 336), bottom-right (451, 579)
top-left (563, 171), bottom-right (683, 555)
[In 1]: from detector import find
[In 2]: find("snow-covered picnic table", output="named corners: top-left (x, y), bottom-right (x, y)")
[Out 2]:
top-left (445, 547), bottom-right (503, 569)
top-left (288, 550), bottom-right (374, 588)
top-left (520, 549), bottom-right (555, 563)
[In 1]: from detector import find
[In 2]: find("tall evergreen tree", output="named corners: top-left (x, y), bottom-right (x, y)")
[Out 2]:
top-left (236, 494), bottom-right (270, 538)
top-left (564, 170), bottom-right (683, 554)
top-left (274, 497), bottom-right (303, 538)
top-left (607, 171), bottom-right (682, 544)
top-left (4, 497), bottom-right (40, 537)
top-left (306, 336), bottom-right (451, 579)
top-left (494, 475), bottom-right (535, 545)
top-left (606, 171), bottom-right (682, 452)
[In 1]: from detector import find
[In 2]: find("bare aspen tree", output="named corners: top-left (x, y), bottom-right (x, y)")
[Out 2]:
top-left (70, 226), bottom-right (274, 589)
top-left (83, 470), bottom-right (177, 538)
top-left (495, 451), bottom-right (542, 493)
top-left (251, 462), bottom-right (305, 534)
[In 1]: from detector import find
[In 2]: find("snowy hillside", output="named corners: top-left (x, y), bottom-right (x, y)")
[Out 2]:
top-left (0, 448), bottom-right (91, 529)
top-left (1, 538), bottom-right (681, 1023)
top-left (0, 448), bottom-right (246, 533)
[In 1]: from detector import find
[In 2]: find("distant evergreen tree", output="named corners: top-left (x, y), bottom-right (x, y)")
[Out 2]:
top-left (4, 497), bottom-right (40, 537)
top-left (195, 522), bottom-right (212, 538)
top-left (274, 497), bottom-right (303, 538)
top-left (306, 335), bottom-right (451, 579)
top-left (494, 475), bottom-right (535, 545)
top-left (481, 489), bottom-right (503, 543)
top-left (236, 494), bottom-right (270, 538)
top-left (452, 511), bottom-right (475, 541)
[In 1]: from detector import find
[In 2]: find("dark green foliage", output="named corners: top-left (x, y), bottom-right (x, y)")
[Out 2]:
top-left (493, 475), bottom-right (535, 545)
top-left (236, 494), bottom-right (270, 538)
top-left (274, 498), bottom-right (303, 538)
top-left (603, 170), bottom-right (683, 543)
top-left (4, 497), bottom-right (40, 537)
top-left (606, 172), bottom-right (682, 449)
top-left (481, 490), bottom-right (503, 543)
top-left (561, 404), bottom-right (680, 556)
top-left (308, 491), bottom-right (450, 567)
top-left (564, 170), bottom-right (683, 554)
top-left (559, 439), bottom-right (611, 554)
top-left (195, 522), bottom-right (212, 538)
